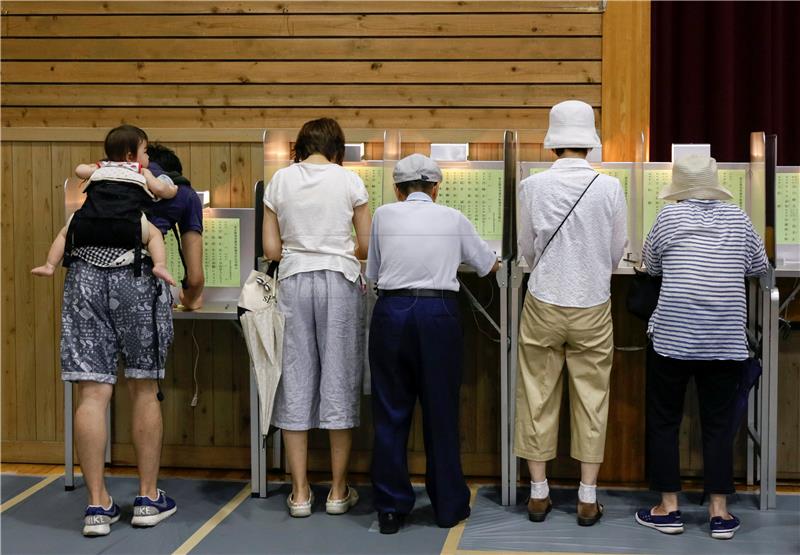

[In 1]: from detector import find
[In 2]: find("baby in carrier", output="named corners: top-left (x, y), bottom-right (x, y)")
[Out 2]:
top-left (32, 125), bottom-right (177, 285)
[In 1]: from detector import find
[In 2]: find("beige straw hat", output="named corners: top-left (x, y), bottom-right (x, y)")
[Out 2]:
top-left (659, 155), bottom-right (733, 201)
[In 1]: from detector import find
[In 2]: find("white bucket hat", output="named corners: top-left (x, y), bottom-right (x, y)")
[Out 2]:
top-left (659, 155), bottom-right (733, 201)
top-left (543, 100), bottom-right (601, 149)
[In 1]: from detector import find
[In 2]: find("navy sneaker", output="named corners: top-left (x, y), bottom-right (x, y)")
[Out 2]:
top-left (710, 513), bottom-right (740, 540)
top-left (635, 508), bottom-right (684, 534)
top-left (83, 498), bottom-right (121, 536)
top-left (131, 489), bottom-right (177, 527)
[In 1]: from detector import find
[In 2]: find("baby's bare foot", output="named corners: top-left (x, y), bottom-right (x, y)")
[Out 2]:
top-left (152, 264), bottom-right (176, 286)
top-left (31, 263), bottom-right (56, 277)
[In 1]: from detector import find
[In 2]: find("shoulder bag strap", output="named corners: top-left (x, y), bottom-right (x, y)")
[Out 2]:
top-left (530, 172), bottom-right (600, 273)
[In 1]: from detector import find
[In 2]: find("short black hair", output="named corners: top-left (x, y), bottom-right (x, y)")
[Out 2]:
top-left (104, 125), bottom-right (148, 162)
top-left (293, 118), bottom-right (346, 165)
top-left (395, 179), bottom-right (437, 196)
top-left (147, 143), bottom-right (183, 174)
top-left (553, 147), bottom-right (589, 157)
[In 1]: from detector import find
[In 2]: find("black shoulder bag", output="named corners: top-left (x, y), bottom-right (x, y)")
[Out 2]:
top-left (626, 267), bottom-right (662, 321)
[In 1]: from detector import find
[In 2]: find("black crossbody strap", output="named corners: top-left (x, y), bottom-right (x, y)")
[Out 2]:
top-left (531, 172), bottom-right (600, 273)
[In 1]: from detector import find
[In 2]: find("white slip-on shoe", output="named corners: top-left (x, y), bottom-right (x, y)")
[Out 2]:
top-left (286, 488), bottom-right (314, 518)
top-left (326, 486), bottom-right (359, 515)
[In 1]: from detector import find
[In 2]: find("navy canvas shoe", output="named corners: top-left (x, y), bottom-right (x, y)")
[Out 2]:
top-left (634, 508), bottom-right (684, 534)
top-left (83, 498), bottom-right (121, 536)
top-left (710, 513), bottom-right (741, 540)
top-left (131, 489), bottom-right (177, 527)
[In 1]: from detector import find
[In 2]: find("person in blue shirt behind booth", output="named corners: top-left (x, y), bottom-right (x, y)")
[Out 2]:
top-left (634, 155), bottom-right (768, 540)
top-left (146, 143), bottom-right (205, 310)
top-left (366, 154), bottom-right (500, 534)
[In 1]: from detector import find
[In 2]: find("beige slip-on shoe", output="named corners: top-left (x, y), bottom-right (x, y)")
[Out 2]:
top-left (326, 486), bottom-right (359, 515)
top-left (286, 488), bottom-right (315, 518)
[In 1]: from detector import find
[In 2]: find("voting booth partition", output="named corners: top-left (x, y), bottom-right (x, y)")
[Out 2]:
top-left (261, 127), bottom-right (517, 479)
top-left (504, 132), bottom-right (787, 509)
top-left (57, 129), bottom-right (793, 510)
top-left (61, 177), bottom-right (259, 493)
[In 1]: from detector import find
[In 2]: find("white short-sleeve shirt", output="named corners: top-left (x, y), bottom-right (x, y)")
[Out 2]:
top-left (263, 161), bottom-right (368, 282)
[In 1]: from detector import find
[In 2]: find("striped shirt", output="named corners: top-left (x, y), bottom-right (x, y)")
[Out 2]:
top-left (643, 200), bottom-right (768, 361)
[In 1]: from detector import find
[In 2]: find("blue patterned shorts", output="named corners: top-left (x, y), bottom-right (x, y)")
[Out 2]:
top-left (60, 259), bottom-right (174, 384)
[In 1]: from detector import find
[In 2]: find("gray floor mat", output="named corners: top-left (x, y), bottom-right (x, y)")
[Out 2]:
top-left (0, 475), bottom-right (246, 555)
top-left (1, 474), bottom-right (44, 503)
top-left (193, 483), bottom-right (451, 555)
top-left (459, 486), bottom-right (800, 555)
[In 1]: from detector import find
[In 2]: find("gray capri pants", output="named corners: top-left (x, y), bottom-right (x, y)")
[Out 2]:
top-left (272, 270), bottom-right (365, 430)
top-left (60, 259), bottom-right (174, 384)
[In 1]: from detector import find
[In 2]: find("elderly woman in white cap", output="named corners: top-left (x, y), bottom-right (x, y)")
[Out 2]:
top-left (634, 155), bottom-right (768, 540)
top-left (515, 100), bottom-right (627, 527)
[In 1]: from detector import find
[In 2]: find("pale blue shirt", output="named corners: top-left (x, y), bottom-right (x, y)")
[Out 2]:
top-left (366, 192), bottom-right (497, 291)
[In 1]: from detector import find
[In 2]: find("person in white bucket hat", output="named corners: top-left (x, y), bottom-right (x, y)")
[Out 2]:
top-left (515, 100), bottom-right (627, 527)
top-left (635, 155), bottom-right (767, 540)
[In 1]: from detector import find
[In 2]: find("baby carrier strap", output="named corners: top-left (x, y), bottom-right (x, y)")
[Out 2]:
top-left (65, 179), bottom-right (153, 277)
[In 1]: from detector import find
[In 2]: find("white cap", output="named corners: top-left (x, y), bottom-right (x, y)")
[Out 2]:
top-left (393, 154), bottom-right (443, 184)
top-left (543, 100), bottom-right (602, 150)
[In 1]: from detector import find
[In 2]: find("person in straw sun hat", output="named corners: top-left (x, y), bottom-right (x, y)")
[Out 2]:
top-left (515, 100), bottom-right (627, 527)
top-left (635, 155), bottom-right (768, 540)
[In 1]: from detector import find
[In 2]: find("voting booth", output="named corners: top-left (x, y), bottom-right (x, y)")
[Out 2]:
top-left (505, 133), bottom-right (784, 510)
top-left (775, 166), bottom-right (800, 274)
top-left (261, 127), bottom-right (515, 479)
top-left (61, 178), bottom-right (258, 493)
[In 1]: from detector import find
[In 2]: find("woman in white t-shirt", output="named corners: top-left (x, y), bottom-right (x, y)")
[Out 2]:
top-left (262, 118), bottom-right (372, 518)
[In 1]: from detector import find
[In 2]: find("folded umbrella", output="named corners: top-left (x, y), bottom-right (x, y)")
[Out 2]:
top-left (238, 268), bottom-right (284, 438)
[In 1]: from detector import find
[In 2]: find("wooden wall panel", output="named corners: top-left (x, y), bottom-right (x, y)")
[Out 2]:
top-left (1, 2), bottom-right (604, 15)
top-left (1, 85), bottom-right (601, 108)
top-left (1, 1), bottom-right (602, 132)
top-left (1, 14), bottom-right (602, 37)
top-left (1, 37), bottom-right (602, 60)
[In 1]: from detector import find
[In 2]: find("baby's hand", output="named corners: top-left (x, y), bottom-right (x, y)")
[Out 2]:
top-left (142, 167), bottom-right (154, 179)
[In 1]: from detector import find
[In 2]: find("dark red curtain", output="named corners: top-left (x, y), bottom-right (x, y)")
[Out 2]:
top-left (650, 1), bottom-right (799, 164)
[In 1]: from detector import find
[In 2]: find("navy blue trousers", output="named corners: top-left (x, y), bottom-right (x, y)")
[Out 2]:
top-left (369, 296), bottom-right (471, 527)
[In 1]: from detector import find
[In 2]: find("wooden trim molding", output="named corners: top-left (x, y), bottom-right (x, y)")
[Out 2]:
top-left (600, 0), bottom-right (651, 162)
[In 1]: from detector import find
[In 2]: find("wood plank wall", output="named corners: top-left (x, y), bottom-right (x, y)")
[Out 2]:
top-left (1, 1), bottom-right (602, 132)
top-left (2, 1), bottom-right (798, 482)
top-left (0, 0), bottom-right (606, 476)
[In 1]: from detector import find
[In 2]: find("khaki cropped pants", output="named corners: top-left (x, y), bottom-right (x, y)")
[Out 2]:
top-left (514, 294), bottom-right (613, 464)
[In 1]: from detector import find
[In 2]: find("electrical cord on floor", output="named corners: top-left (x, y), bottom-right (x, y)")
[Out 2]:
top-left (191, 320), bottom-right (199, 407)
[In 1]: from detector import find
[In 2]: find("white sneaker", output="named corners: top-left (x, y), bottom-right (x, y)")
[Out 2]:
top-left (326, 486), bottom-right (359, 515)
top-left (286, 488), bottom-right (314, 518)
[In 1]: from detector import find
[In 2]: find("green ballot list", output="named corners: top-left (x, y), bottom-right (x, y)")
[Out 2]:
top-left (348, 165), bottom-right (384, 214)
top-left (777, 171), bottom-right (800, 244)
top-left (438, 168), bottom-right (504, 241)
top-left (165, 218), bottom-right (241, 288)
